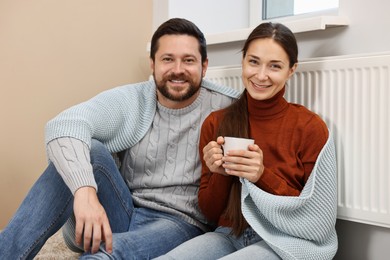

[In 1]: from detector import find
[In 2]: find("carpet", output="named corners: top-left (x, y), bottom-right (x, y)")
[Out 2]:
top-left (34, 229), bottom-right (80, 259)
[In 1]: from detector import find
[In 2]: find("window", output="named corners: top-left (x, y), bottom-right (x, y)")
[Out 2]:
top-left (263, 0), bottom-right (339, 20)
top-left (154, 0), bottom-right (347, 45)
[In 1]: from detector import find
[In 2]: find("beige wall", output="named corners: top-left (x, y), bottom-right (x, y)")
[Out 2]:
top-left (0, 0), bottom-right (153, 228)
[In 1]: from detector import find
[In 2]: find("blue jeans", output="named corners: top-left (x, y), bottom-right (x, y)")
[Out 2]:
top-left (155, 226), bottom-right (281, 260)
top-left (0, 140), bottom-right (202, 260)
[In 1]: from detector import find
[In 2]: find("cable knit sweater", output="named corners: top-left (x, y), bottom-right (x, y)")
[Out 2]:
top-left (46, 79), bottom-right (238, 152)
top-left (45, 79), bottom-right (240, 230)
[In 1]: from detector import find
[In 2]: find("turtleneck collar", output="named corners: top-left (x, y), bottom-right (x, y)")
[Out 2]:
top-left (246, 86), bottom-right (288, 119)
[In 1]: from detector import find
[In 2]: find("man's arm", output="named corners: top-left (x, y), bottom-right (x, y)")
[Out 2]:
top-left (47, 137), bottom-right (97, 194)
top-left (47, 137), bottom-right (112, 254)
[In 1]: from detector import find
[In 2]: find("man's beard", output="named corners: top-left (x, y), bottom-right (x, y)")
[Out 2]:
top-left (154, 73), bottom-right (202, 102)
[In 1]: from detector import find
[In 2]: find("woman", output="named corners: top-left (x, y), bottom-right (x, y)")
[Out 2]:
top-left (157, 22), bottom-right (338, 260)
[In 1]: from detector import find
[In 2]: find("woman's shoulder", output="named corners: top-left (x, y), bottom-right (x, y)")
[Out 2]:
top-left (205, 107), bottom-right (229, 121)
top-left (201, 108), bottom-right (229, 136)
top-left (288, 103), bottom-right (324, 120)
top-left (288, 103), bottom-right (328, 132)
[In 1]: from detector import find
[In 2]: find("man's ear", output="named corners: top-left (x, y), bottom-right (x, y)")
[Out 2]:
top-left (202, 58), bottom-right (209, 77)
top-left (149, 58), bottom-right (155, 74)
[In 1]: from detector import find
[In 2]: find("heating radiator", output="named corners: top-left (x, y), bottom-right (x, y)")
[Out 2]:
top-left (205, 53), bottom-right (390, 228)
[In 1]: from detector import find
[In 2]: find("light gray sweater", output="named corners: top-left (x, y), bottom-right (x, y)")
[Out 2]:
top-left (45, 79), bottom-right (240, 230)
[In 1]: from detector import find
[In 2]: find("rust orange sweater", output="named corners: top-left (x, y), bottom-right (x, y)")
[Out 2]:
top-left (198, 87), bottom-right (329, 227)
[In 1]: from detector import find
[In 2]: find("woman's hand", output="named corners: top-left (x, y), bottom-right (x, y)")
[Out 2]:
top-left (222, 143), bottom-right (264, 183)
top-left (202, 136), bottom-right (227, 175)
top-left (73, 186), bottom-right (113, 254)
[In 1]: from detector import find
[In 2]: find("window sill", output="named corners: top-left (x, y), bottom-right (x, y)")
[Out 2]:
top-left (205, 15), bottom-right (349, 45)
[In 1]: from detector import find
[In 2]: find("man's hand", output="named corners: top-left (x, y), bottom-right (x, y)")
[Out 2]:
top-left (73, 187), bottom-right (113, 254)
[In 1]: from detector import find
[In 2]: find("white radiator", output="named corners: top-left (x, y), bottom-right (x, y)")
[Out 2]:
top-left (205, 53), bottom-right (390, 228)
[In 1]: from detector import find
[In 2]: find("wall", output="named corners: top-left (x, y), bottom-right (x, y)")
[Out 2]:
top-left (0, 0), bottom-right (153, 228)
top-left (154, 0), bottom-right (390, 259)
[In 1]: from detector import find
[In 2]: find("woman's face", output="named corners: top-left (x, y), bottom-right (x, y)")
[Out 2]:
top-left (242, 38), bottom-right (297, 101)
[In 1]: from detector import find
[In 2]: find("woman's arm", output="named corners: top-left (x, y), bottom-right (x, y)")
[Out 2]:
top-left (198, 113), bottom-right (234, 223)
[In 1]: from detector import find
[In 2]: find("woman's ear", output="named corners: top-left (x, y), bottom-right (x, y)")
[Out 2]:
top-left (288, 63), bottom-right (298, 79)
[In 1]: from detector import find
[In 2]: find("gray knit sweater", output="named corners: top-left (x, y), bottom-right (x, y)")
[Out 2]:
top-left (45, 79), bottom-right (240, 230)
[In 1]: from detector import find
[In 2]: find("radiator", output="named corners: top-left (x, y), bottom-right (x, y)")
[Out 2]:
top-left (205, 53), bottom-right (390, 228)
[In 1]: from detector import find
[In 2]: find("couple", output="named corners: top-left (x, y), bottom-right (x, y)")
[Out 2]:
top-left (0, 18), bottom-right (337, 259)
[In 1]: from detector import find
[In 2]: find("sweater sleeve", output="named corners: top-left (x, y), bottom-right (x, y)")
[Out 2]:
top-left (198, 112), bottom-right (234, 224)
top-left (47, 137), bottom-right (97, 194)
top-left (45, 82), bottom-right (157, 153)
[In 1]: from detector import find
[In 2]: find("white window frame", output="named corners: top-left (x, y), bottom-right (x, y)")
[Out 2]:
top-left (249, 0), bottom-right (341, 26)
top-left (206, 0), bottom-right (348, 45)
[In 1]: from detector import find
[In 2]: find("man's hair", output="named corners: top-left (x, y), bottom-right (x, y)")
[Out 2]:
top-left (149, 18), bottom-right (207, 63)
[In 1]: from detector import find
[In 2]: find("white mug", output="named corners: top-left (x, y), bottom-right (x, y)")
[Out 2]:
top-left (222, 137), bottom-right (254, 156)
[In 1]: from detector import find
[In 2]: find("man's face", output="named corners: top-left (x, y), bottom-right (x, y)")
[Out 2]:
top-left (150, 35), bottom-right (208, 109)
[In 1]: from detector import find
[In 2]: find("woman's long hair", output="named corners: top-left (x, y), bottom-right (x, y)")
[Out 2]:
top-left (216, 22), bottom-right (298, 237)
top-left (216, 92), bottom-right (249, 236)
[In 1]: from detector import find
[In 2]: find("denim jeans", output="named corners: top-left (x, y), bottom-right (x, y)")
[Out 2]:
top-left (155, 226), bottom-right (281, 260)
top-left (0, 140), bottom-right (202, 260)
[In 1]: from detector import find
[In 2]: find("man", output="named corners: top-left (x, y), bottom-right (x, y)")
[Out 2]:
top-left (0, 18), bottom-right (239, 259)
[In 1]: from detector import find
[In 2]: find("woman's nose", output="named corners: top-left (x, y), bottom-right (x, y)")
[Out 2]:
top-left (256, 67), bottom-right (268, 80)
